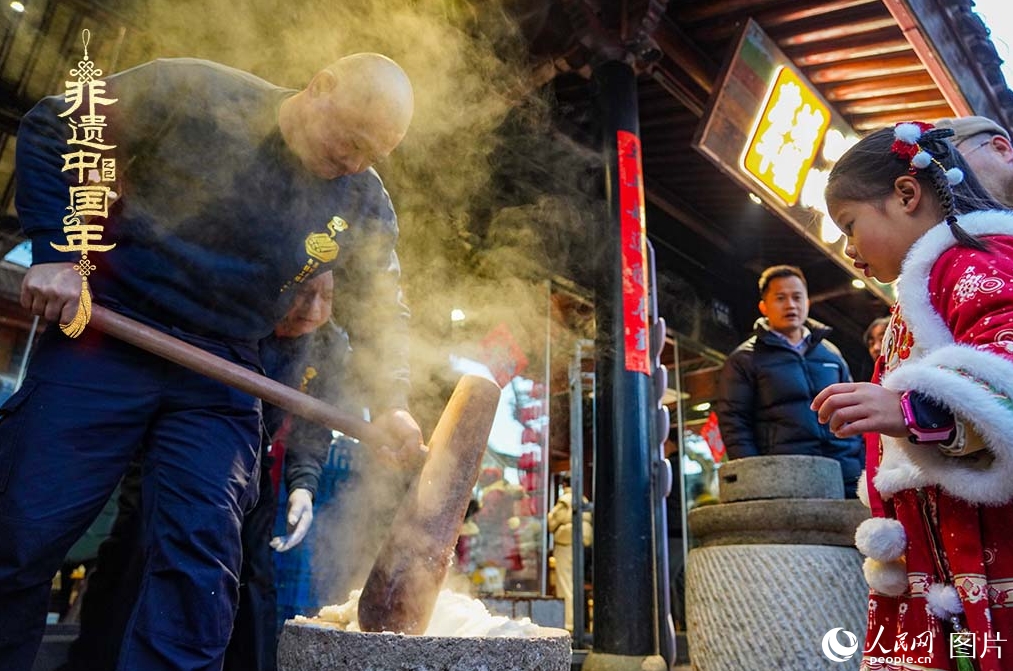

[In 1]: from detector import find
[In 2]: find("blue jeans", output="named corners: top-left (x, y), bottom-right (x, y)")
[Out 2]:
top-left (0, 325), bottom-right (261, 671)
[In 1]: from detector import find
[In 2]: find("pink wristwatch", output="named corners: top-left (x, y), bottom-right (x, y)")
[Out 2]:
top-left (900, 390), bottom-right (955, 443)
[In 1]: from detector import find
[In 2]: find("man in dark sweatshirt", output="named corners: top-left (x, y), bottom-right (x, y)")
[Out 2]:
top-left (716, 265), bottom-right (862, 497)
top-left (1, 54), bottom-right (421, 671)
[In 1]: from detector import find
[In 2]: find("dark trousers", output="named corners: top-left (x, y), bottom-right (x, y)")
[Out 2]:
top-left (224, 460), bottom-right (279, 671)
top-left (0, 327), bottom-right (261, 671)
top-left (64, 451), bottom-right (279, 671)
top-left (62, 460), bottom-right (144, 671)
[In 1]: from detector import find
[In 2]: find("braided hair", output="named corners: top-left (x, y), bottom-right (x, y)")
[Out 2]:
top-left (826, 123), bottom-right (1006, 251)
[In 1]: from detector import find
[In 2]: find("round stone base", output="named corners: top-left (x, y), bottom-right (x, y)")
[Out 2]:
top-left (686, 544), bottom-right (866, 671)
top-left (278, 620), bottom-right (572, 671)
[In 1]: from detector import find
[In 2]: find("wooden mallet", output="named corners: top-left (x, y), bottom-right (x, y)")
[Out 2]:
top-left (87, 305), bottom-right (503, 632)
top-left (356, 374), bottom-right (501, 634)
top-left (88, 304), bottom-right (393, 446)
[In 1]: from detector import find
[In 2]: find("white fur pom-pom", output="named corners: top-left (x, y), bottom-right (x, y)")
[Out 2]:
top-left (925, 583), bottom-right (963, 619)
top-left (945, 167), bottom-right (965, 185)
top-left (911, 151), bottom-right (932, 169)
top-left (856, 472), bottom-right (869, 508)
top-left (863, 557), bottom-right (908, 596)
top-left (894, 123), bottom-right (923, 144)
top-left (855, 517), bottom-right (906, 562)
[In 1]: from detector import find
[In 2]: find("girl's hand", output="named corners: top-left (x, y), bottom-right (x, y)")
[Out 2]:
top-left (811, 382), bottom-right (908, 438)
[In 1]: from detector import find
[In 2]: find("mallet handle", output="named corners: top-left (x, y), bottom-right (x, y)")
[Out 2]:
top-left (89, 304), bottom-right (393, 447)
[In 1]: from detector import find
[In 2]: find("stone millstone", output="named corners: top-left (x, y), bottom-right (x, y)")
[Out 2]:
top-left (688, 498), bottom-right (870, 547)
top-left (718, 455), bottom-right (844, 502)
top-left (277, 621), bottom-right (572, 671)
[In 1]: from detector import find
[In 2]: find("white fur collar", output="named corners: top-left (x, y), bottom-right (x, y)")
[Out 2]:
top-left (893, 210), bottom-right (1013, 348)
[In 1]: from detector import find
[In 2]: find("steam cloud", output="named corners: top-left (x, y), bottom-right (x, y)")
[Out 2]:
top-left (98, 0), bottom-right (601, 609)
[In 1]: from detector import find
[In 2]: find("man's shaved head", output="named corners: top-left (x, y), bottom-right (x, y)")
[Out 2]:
top-left (279, 53), bottom-right (414, 179)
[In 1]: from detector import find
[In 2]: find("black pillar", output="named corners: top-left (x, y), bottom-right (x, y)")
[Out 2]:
top-left (590, 58), bottom-right (657, 658)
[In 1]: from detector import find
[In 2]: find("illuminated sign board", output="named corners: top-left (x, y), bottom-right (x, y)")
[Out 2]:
top-left (693, 19), bottom-right (895, 303)
top-left (742, 66), bottom-right (831, 207)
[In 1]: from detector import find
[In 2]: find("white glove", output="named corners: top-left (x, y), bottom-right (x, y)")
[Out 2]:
top-left (270, 488), bottom-right (314, 552)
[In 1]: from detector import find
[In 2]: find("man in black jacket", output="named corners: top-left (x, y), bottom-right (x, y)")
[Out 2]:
top-left (59, 271), bottom-right (348, 671)
top-left (716, 265), bottom-right (862, 497)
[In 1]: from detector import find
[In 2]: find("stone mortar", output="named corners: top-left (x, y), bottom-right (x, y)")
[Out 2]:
top-left (277, 620), bottom-right (572, 671)
top-left (688, 498), bottom-right (870, 547)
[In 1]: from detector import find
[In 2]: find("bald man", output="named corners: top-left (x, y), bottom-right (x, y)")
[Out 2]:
top-left (937, 115), bottom-right (1013, 207)
top-left (3, 54), bottom-right (420, 671)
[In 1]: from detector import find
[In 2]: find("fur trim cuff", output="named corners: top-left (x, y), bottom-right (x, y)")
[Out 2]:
top-left (879, 344), bottom-right (1013, 504)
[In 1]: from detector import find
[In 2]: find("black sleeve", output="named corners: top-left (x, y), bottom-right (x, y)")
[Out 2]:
top-left (715, 350), bottom-right (760, 459)
top-left (15, 97), bottom-right (80, 263)
top-left (282, 418), bottom-right (332, 496)
top-left (283, 324), bottom-right (352, 496)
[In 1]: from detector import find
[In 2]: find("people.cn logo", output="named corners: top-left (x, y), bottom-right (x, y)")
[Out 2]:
top-left (822, 628), bottom-right (859, 662)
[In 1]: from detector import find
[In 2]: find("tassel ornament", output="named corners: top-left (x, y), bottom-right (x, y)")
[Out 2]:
top-left (59, 257), bottom-right (95, 338)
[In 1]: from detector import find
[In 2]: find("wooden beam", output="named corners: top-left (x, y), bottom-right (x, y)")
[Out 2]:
top-left (675, 0), bottom-right (794, 24)
top-left (837, 89), bottom-right (945, 115)
top-left (774, 17), bottom-right (898, 48)
top-left (646, 61), bottom-right (708, 117)
top-left (652, 15), bottom-right (719, 94)
top-left (805, 52), bottom-right (925, 84)
top-left (760, 0), bottom-right (883, 28)
top-left (786, 30), bottom-right (909, 66)
top-left (690, 1), bottom-right (891, 45)
top-left (821, 71), bottom-right (937, 100)
top-left (849, 103), bottom-right (957, 130)
top-left (675, 0), bottom-right (877, 26)
top-left (880, 0), bottom-right (974, 117)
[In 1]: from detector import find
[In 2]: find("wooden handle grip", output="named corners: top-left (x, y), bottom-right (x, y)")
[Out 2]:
top-left (357, 374), bottom-right (501, 634)
top-left (88, 304), bottom-right (393, 447)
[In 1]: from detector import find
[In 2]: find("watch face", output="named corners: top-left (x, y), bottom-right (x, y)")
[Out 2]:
top-left (909, 393), bottom-right (953, 430)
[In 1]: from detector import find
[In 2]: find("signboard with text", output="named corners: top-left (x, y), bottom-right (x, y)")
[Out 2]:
top-left (742, 66), bottom-right (831, 207)
top-left (693, 19), bottom-right (894, 303)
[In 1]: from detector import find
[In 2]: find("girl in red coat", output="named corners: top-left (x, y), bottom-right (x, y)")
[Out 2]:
top-left (813, 121), bottom-right (1013, 671)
